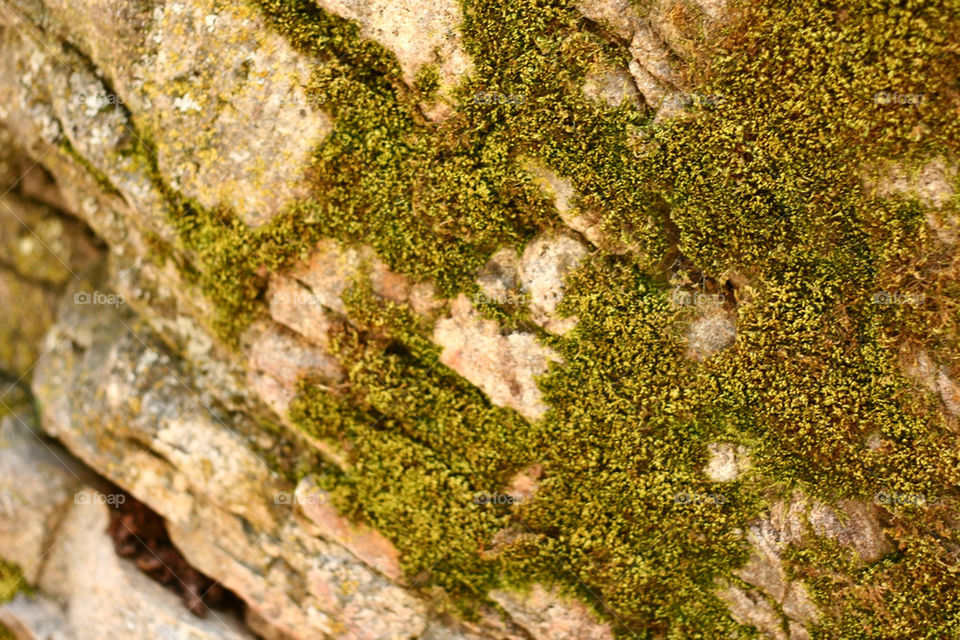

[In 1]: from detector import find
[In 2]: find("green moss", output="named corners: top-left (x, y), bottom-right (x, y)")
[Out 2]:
top-left (289, 283), bottom-right (536, 608)
top-left (413, 65), bottom-right (441, 101)
top-left (0, 560), bottom-right (27, 604)
top-left (124, 0), bottom-right (960, 636)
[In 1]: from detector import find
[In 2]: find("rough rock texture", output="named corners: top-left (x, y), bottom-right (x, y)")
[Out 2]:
top-left (36, 490), bottom-right (255, 640)
top-left (0, 411), bottom-right (91, 584)
top-left (899, 346), bottom-right (960, 419)
top-left (582, 65), bottom-right (642, 108)
top-left (0, 1), bottom-right (958, 639)
top-left (316, 0), bottom-right (471, 119)
top-left (488, 585), bottom-right (613, 640)
top-left (434, 295), bottom-right (560, 422)
top-left (575, 0), bottom-right (729, 121)
top-left (684, 307), bottom-right (737, 361)
top-left (29, 301), bottom-right (449, 640)
top-left (20, 0), bottom-right (333, 226)
top-left (721, 492), bottom-right (894, 640)
top-left (703, 442), bottom-right (749, 482)
top-left (517, 234), bottom-right (589, 334)
top-left (0, 411), bottom-right (253, 639)
top-left (864, 157), bottom-right (959, 243)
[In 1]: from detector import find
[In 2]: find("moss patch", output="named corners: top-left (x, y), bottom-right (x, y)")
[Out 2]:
top-left (127, 0), bottom-right (960, 636)
top-left (0, 560), bottom-right (26, 604)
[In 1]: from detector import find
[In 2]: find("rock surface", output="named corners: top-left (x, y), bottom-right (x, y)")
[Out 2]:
top-left (0, 1), bottom-right (955, 639)
top-left (576, 0), bottom-right (728, 121)
top-left (488, 584), bottom-right (613, 640)
top-left (28, 300), bottom-right (452, 640)
top-left (317, 0), bottom-right (471, 119)
top-left (434, 295), bottom-right (560, 422)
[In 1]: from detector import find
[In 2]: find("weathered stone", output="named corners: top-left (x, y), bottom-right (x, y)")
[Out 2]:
top-left (434, 295), bottom-right (560, 422)
top-left (0, 0), bottom-right (942, 636)
top-left (294, 475), bottom-right (404, 583)
top-left (268, 276), bottom-right (336, 347)
top-left (518, 234), bottom-right (588, 335)
top-left (147, 0), bottom-right (332, 225)
top-left (727, 490), bottom-right (897, 639)
top-left (0, 135), bottom-right (102, 379)
top-left (0, 592), bottom-right (72, 640)
top-left (703, 442), bottom-right (749, 482)
top-left (864, 157), bottom-right (957, 209)
top-left (316, 0), bottom-right (471, 119)
top-left (864, 157), bottom-right (959, 242)
top-left (937, 369), bottom-right (960, 417)
top-left (271, 239), bottom-right (445, 335)
top-left (899, 346), bottom-right (960, 418)
top-left (523, 161), bottom-right (637, 254)
top-left (0, 411), bottom-right (88, 584)
top-left (46, 0), bottom-right (331, 227)
top-left (576, 0), bottom-right (731, 122)
top-left (807, 499), bottom-right (892, 563)
top-left (582, 65), bottom-right (642, 108)
top-left (35, 490), bottom-right (254, 640)
top-left (489, 584), bottom-right (613, 640)
top-left (505, 464), bottom-right (542, 503)
top-left (0, 0), bottom-right (331, 228)
top-left (628, 25), bottom-right (683, 113)
top-left (575, 0), bottom-right (635, 40)
top-left (685, 308), bottom-right (737, 361)
top-left (718, 586), bottom-right (789, 640)
top-left (721, 495), bottom-right (821, 639)
top-left (31, 301), bottom-right (444, 640)
top-left (248, 324), bottom-right (344, 420)
top-left (575, 0), bottom-right (685, 118)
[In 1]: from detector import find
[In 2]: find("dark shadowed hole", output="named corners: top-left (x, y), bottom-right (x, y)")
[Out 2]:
top-left (105, 489), bottom-right (246, 620)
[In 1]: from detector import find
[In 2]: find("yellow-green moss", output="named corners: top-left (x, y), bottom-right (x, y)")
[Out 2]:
top-left (0, 560), bottom-right (27, 604)
top-left (122, 0), bottom-right (960, 636)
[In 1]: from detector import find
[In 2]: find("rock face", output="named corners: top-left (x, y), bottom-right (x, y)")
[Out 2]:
top-left (719, 492), bottom-right (894, 640)
top-left (434, 295), bottom-right (560, 422)
top-left (29, 301), bottom-right (444, 640)
top-left (0, 1), bottom-right (957, 639)
top-left (488, 585), bottom-right (613, 640)
top-left (0, 411), bottom-right (253, 640)
top-left (33, 490), bottom-right (255, 640)
top-left (317, 0), bottom-right (471, 118)
top-left (576, 0), bottom-right (730, 121)
top-left (30, 0), bottom-right (332, 227)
